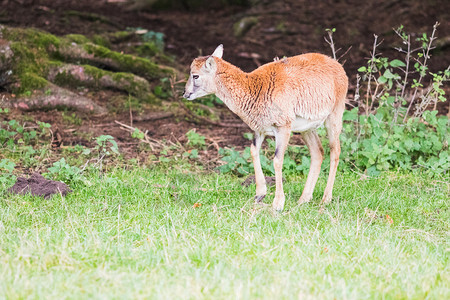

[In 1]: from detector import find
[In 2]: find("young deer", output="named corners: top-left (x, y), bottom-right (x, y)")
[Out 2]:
top-left (184, 45), bottom-right (348, 211)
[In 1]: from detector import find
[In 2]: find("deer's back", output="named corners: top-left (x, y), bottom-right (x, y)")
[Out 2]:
top-left (248, 53), bottom-right (348, 126)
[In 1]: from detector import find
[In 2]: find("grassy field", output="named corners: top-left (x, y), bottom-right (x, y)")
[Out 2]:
top-left (0, 166), bottom-right (448, 299)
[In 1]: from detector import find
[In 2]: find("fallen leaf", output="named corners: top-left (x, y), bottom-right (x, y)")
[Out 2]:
top-left (386, 214), bottom-right (394, 225)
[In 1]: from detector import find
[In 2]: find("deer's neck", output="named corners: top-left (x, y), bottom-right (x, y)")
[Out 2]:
top-left (215, 60), bottom-right (273, 131)
top-left (214, 60), bottom-right (252, 117)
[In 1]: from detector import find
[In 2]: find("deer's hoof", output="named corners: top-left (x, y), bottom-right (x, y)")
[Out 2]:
top-left (254, 194), bottom-right (266, 203)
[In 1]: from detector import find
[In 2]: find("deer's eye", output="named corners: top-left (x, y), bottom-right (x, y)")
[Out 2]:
top-left (193, 75), bottom-right (199, 80)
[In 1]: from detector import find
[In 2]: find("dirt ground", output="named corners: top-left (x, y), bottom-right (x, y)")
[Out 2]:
top-left (8, 172), bottom-right (71, 198)
top-left (1, 0), bottom-right (449, 156)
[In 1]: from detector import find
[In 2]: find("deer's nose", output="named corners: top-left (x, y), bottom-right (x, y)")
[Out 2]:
top-left (183, 91), bottom-right (192, 99)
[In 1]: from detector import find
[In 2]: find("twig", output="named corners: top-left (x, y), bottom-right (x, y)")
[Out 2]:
top-left (114, 120), bottom-right (164, 151)
top-left (403, 22), bottom-right (440, 122)
top-left (324, 29), bottom-right (337, 60)
top-left (365, 35), bottom-right (381, 115)
top-left (133, 112), bottom-right (174, 122)
top-left (337, 45), bottom-right (352, 62)
top-left (128, 95), bottom-right (133, 127)
top-left (394, 29), bottom-right (411, 104)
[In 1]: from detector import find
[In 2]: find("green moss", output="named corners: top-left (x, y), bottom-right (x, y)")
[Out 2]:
top-left (108, 31), bottom-right (134, 42)
top-left (66, 33), bottom-right (111, 49)
top-left (135, 42), bottom-right (160, 57)
top-left (52, 64), bottom-right (154, 101)
top-left (52, 64), bottom-right (105, 89)
top-left (111, 72), bottom-right (138, 86)
top-left (18, 73), bottom-right (49, 93)
top-left (3, 27), bottom-right (68, 94)
top-left (111, 72), bottom-right (151, 97)
top-left (91, 35), bottom-right (111, 48)
top-left (52, 69), bottom-right (82, 88)
top-left (4, 27), bottom-right (71, 68)
top-left (9, 42), bottom-right (45, 74)
top-left (8, 41), bottom-right (50, 94)
top-left (233, 16), bottom-right (258, 38)
top-left (82, 64), bottom-right (105, 81)
top-left (2, 26), bottom-right (173, 100)
top-left (47, 60), bottom-right (64, 69)
top-left (65, 10), bottom-right (112, 24)
top-left (4, 27), bottom-right (61, 50)
top-left (135, 42), bottom-right (175, 64)
top-left (83, 43), bottom-right (173, 80)
top-left (65, 34), bottom-right (91, 45)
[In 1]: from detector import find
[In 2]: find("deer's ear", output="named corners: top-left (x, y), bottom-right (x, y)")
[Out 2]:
top-left (205, 56), bottom-right (217, 72)
top-left (211, 44), bottom-right (223, 58)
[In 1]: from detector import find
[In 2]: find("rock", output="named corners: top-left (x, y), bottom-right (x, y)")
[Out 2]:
top-left (233, 16), bottom-right (259, 38)
top-left (435, 36), bottom-right (450, 50)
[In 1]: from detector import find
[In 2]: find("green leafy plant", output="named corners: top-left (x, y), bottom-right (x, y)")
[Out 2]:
top-left (357, 22), bottom-right (447, 122)
top-left (37, 121), bottom-right (51, 136)
top-left (349, 23), bottom-right (449, 175)
top-left (197, 94), bottom-right (223, 107)
top-left (127, 27), bottom-right (165, 51)
top-left (182, 149), bottom-right (199, 159)
top-left (62, 111), bottom-right (82, 126)
top-left (218, 141), bottom-right (315, 177)
top-left (0, 158), bottom-right (16, 185)
top-left (218, 24), bottom-right (448, 177)
top-left (185, 129), bottom-right (206, 149)
top-left (153, 78), bottom-right (171, 99)
top-left (340, 108), bottom-right (449, 176)
top-left (142, 30), bottom-right (165, 51)
top-left (94, 135), bottom-right (120, 156)
top-left (47, 158), bottom-right (83, 184)
top-left (132, 128), bottom-right (145, 140)
top-left (0, 119), bottom-right (48, 147)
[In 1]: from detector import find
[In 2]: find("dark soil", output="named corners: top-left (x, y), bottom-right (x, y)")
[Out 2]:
top-left (8, 173), bottom-right (72, 199)
top-left (1, 0), bottom-right (449, 156)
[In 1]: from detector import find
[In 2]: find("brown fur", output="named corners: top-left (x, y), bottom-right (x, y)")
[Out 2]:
top-left (185, 46), bottom-right (348, 211)
top-left (190, 53), bottom-right (347, 132)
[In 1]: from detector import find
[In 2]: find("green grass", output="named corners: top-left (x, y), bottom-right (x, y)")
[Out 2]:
top-left (0, 167), bottom-right (448, 299)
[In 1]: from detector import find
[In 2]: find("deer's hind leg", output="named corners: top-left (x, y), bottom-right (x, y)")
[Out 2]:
top-left (298, 130), bottom-right (324, 204)
top-left (272, 126), bottom-right (291, 211)
top-left (321, 103), bottom-right (345, 205)
top-left (251, 132), bottom-right (267, 203)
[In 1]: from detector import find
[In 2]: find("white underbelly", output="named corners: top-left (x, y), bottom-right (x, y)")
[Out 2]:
top-left (261, 117), bottom-right (325, 136)
top-left (291, 117), bottom-right (325, 132)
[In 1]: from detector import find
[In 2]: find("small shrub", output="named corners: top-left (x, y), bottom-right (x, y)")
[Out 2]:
top-left (185, 129), bottom-right (206, 149)
top-left (0, 158), bottom-right (16, 185)
top-left (340, 108), bottom-right (449, 176)
top-left (218, 24), bottom-right (449, 177)
top-left (47, 158), bottom-right (83, 184)
top-left (95, 135), bottom-right (120, 156)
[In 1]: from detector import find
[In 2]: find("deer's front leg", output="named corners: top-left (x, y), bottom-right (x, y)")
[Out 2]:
top-left (272, 126), bottom-right (291, 211)
top-left (251, 132), bottom-right (266, 203)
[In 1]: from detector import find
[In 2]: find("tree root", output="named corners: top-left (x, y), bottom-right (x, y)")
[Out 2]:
top-left (52, 42), bottom-right (173, 80)
top-left (0, 25), bottom-right (176, 114)
top-left (5, 83), bottom-right (107, 114)
top-left (47, 63), bottom-right (151, 98)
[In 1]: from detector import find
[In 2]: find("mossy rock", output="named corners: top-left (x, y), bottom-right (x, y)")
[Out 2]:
top-left (0, 25), bottom-right (176, 113)
top-left (1, 25), bottom-right (172, 98)
top-left (233, 16), bottom-right (258, 38)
